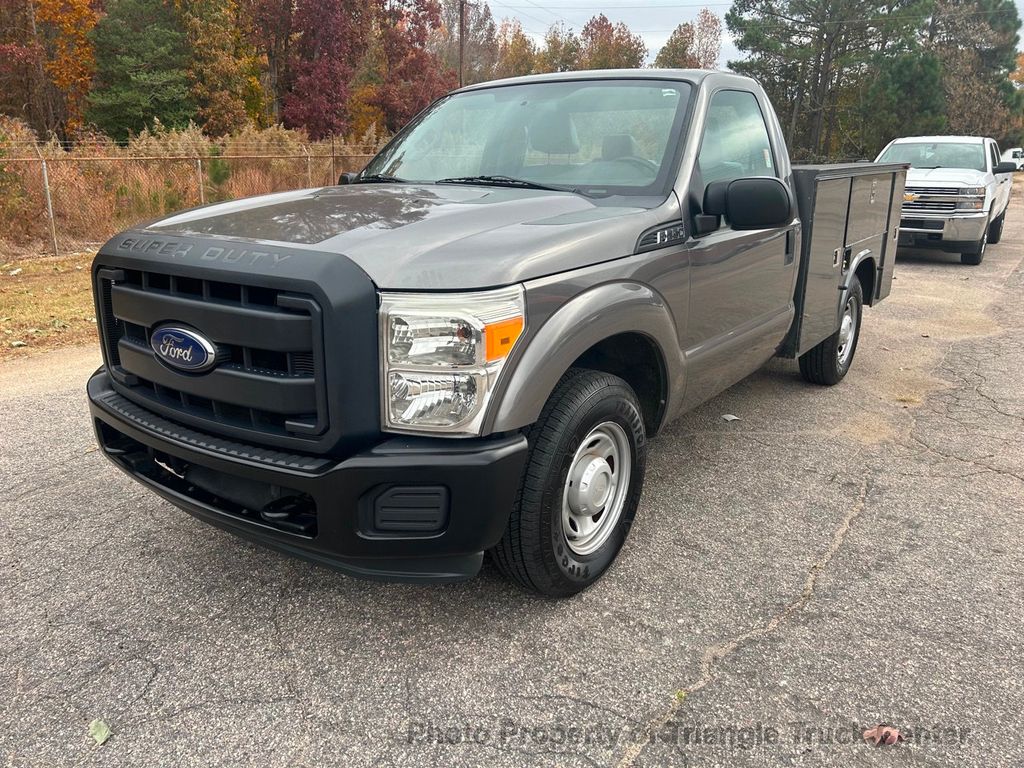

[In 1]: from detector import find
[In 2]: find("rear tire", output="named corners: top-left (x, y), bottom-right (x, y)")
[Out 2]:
top-left (799, 275), bottom-right (863, 386)
top-left (987, 212), bottom-right (1005, 245)
top-left (490, 368), bottom-right (647, 597)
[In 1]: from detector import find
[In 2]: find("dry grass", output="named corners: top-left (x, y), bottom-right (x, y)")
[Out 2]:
top-left (0, 250), bottom-right (97, 361)
top-left (1, 118), bottom-right (383, 255)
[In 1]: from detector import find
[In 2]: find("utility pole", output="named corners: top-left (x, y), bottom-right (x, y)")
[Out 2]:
top-left (459, 0), bottom-right (466, 88)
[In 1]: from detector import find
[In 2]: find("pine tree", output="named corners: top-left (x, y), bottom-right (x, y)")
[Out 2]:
top-left (86, 0), bottom-right (194, 140)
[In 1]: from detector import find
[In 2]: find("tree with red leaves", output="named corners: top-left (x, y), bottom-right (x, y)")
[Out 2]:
top-left (578, 13), bottom-right (646, 70)
top-left (372, 0), bottom-right (456, 132)
top-left (283, 0), bottom-right (370, 139)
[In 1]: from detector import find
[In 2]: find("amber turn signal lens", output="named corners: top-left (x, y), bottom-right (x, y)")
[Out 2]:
top-left (484, 317), bottom-right (524, 362)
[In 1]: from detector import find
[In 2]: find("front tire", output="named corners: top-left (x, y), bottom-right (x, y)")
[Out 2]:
top-left (961, 226), bottom-right (988, 265)
top-left (987, 212), bottom-right (1005, 245)
top-left (799, 275), bottom-right (863, 386)
top-left (490, 368), bottom-right (647, 597)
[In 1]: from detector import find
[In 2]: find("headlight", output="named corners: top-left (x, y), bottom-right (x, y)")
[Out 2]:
top-left (379, 286), bottom-right (525, 434)
top-left (957, 187), bottom-right (985, 210)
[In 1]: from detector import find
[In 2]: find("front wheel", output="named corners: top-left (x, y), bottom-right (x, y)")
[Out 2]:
top-left (799, 275), bottom-right (863, 386)
top-left (987, 212), bottom-right (1005, 245)
top-left (961, 226), bottom-right (988, 265)
top-left (490, 368), bottom-right (647, 597)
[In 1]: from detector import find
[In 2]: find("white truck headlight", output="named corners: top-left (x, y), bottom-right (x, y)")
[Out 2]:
top-left (957, 187), bottom-right (985, 210)
top-left (379, 286), bottom-right (525, 434)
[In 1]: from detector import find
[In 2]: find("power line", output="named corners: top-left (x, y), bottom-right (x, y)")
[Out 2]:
top-left (488, 0), bottom-right (553, 33)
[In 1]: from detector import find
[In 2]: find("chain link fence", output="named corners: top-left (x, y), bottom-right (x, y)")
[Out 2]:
top-left (1, 149), bottom-right (376, 257)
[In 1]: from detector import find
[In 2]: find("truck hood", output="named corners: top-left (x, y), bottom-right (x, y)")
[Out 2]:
top-left (904, 167), bottom-right (987, 187)
top-left (146, 184), bottom-right (657, 290)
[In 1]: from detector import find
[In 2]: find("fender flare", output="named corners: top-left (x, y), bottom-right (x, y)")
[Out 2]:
top-left (486, 281), bottom-right (684, 434)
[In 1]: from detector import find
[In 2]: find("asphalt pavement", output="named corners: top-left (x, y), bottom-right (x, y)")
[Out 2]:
top-left (2, 200), bottom-right (1023, 767)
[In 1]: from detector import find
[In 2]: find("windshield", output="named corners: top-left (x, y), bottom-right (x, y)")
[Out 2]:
top-left (877, 141), bottom-right (987, 172)
top-left (362, 79), bottom-right (692, 197)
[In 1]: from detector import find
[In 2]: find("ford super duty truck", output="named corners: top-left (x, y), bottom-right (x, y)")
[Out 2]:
top-left (88, 70), bottom-right (907, 596)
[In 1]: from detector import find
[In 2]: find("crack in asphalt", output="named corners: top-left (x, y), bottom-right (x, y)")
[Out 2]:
top-left (614, 475), bottom-right (873, 768)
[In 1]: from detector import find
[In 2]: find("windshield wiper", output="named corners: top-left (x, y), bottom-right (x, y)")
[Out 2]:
top-left (354, 173), bottom-right (407, 183)
top-left (436, 175), bottom-right (583, 194)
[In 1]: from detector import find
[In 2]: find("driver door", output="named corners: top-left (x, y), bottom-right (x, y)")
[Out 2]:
top-left (681, 89), bottom-right (797, 409)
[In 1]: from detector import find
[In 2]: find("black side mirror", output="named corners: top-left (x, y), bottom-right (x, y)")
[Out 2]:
top-left (702, 177), bottom-right (793, 231)
top-left (338, 172), bottom-right (357, 185)
top-left (994, 161), bottom-right (1017, 174)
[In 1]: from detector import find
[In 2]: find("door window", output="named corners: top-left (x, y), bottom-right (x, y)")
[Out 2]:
top-left (697, 90), bottom-right (776, 185)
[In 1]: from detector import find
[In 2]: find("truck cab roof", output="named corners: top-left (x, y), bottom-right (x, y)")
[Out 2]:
top-left (456, 68), bottom-right (757, 93)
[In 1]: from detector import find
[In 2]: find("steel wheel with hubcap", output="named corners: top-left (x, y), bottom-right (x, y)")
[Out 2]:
top-left (836, 294), bottom-right (859, 369)
top-left (562, 421), bottom-right (632, 557)
top-left (491, 368), bottom-right (647, 597)
top-left (799, 274), bottom-right (864, 386)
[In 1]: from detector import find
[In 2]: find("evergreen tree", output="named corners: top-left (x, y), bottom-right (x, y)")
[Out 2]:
top-left (859, 52), bottom-right (946, 154)
top-left (86, 0), bottom-right (194, 140)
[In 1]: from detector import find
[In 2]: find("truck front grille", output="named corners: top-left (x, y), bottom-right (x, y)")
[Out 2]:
top-left (902, 186), bottom-right (958, 213)
top-left (95, 266), bottom-right (328, 448)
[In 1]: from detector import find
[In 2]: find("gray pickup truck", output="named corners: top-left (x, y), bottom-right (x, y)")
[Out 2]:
top-left (88, 70), bottom-right (906, 596)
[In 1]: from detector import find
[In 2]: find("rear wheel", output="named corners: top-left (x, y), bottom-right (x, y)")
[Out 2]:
top-left (961, 226), bottom-right (988, 265)
top-left (799, 275), bottom-right (863, 386)
top-left (490, 368), bottom-right (647, 597)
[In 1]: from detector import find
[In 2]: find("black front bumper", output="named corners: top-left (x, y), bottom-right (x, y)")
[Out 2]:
top-left (88, 371), bottom-right (528, 582)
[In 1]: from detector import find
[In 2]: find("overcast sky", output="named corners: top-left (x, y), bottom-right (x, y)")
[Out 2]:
top-left (490, 0), bottom-right (1024, 68)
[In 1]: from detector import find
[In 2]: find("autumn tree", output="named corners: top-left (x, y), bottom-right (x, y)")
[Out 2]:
top-left (494, 18), bottom-right (536, 78)
top-left (237, 0), bottom-right (293, 124)
top-left (655, 9), bottom-right (721, 69)
top-left (535, 22), bottom-right (579, 73)
top-left (431, 0), bottom-right (497, 85)
top-left (924, 0), bottom-right (1022, 140)
top-left (372, 0), bottom-right (456, 132)
top-left (578, 14), bottom-right (646, 70)
top-left (283, 0), bottom-right (369, 138)
top-left (87, 0), bottom-right (194, 140)
top-left (35, 0), bottom-right (97, 135)
top-left (1011, 51), bottom-right (1024, 87)
top-left (655, 23), bottom-right (697, 68)
top-left (691, 8), bottom-right (722, 68)
top-left (1, 0), bottom-right (95, 137)
top-left (0, 0), bottom-right (50, 133)
top-left (347, 22), bottom-right (387, 138)
top-left (177, 0), bottom-right (250, 135)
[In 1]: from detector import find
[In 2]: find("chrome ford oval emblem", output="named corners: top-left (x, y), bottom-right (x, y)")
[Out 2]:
top-left (150, 325), bottom-right (219, 373)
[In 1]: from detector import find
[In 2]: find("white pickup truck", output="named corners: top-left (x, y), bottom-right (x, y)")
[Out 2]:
top-left (875, 135), bottom-right (1015, 265)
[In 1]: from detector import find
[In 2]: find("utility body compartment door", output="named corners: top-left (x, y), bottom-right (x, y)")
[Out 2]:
top-left (783, 163), bottom-right (907, 357)
top-left (794, 176), bottom-right (848, 352)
